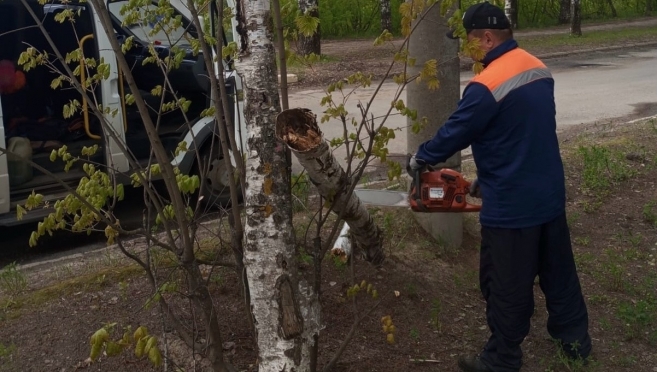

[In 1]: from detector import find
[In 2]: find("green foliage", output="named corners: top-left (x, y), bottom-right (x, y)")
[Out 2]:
top-left (145, 281), bottom-right (179, 309)
top-left (460, 0), bottom-right (650, 29)
top-left (280, 0), bottom-right (406, 38)
top-left (20, 146), bottom-right (127, 246)
top-left (319, 71), bottom-right (431, 182)
top-left (295, 12), bottom-right (321, 37)
top-left (380, 315), bottom-right (396, 344)
top-left (346, 279), bottom-right (379, 300)
top-left (0, 262), bottom-right (28, 296)
top-left (291, 173), bottom-right (311, 212)
top-left (282, 0), bottom-right (652, 40)
top-left (89, 324), bottom-right (162, 366)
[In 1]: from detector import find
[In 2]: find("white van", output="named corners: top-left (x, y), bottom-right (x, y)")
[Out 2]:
top-left (0, 0), bottom-right (245, 226)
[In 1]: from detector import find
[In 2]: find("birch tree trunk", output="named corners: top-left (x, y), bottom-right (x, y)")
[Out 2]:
top-left (235, 1), bottom-right (320, 371)
top-left (570, 0), bottom-right (582, 36)
top-left (275, 108), bottom-right (385, 265)
top-left (380, 0), bottom-right (392, 32)
top-left (504, 0), bottom-right (518, 29)
top-left (298, 0), bottom-right (321, 56)
top-left (559, 0), bottom-right (570, 24)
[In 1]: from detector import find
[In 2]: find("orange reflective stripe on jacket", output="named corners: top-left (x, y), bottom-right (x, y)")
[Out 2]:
top-left (471, 48), bottom-right (552, 102)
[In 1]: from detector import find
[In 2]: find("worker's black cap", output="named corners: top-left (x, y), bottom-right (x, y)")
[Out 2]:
top-left (446, 1), bottom-right (511, 39)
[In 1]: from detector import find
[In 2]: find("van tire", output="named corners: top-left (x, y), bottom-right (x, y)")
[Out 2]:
top-left (194, 139), bottom-right (241, 210)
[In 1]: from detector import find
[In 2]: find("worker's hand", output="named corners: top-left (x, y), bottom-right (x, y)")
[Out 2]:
top-left (406, 154), bottom-right (426, 177)
top-left (469, 178), bottom-right (481, 198)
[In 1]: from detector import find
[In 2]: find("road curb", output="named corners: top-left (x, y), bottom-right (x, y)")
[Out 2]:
top-left (460, 41), bottom-right (657, 71)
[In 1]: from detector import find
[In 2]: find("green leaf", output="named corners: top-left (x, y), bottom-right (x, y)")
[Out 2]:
top-left (116, 184), bottom-right (125, 201)
top-left (150, 85), bottom-right (163, 97)
top-left (148, 344), bottom-right (162, 366)
top-left (16, 205), bottom-right (26, 221)
top-left (105, 341), bottom-right (123, 357)
top-left (295, 13), bottom-right (320, 37)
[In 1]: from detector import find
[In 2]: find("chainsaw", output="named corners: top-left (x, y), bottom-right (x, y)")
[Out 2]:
top-left (353, 158), bottom-right (481, 213)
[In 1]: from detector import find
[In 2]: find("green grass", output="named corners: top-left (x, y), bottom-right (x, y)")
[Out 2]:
top-left (573, 236), bottom-right (590, 246)
top-left (578, 145), bottom-right (636, 195)
top-left (643, 200), bottom-right (657, 227)
top-left (519, 25), bottom-right (657, 50)
top-left (616, 298), bottom-right (657, 342)
top-left (0, 263), bottom-right (28, 296)
top-left (0, 265), bottom-right (142, 321)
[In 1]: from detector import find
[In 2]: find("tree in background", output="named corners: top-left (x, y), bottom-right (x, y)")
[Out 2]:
top-left (604, 0), bottom-right (618, 17)
top-left (297, 0), bottom-right (321, 56)
top-left (570, 0), bottom-right (582, 36)
top-left (381, 0), bottom-right (392, 32)
top-left (559, 0), bottom-right (571, 24)
top-left (504, 0), bottom-right (519, 29)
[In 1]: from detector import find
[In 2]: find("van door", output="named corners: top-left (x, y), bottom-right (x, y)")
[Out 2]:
top-left (0, 101), bottom-right (10, 214)
top-left (89, 4), bottom-right (129, 173)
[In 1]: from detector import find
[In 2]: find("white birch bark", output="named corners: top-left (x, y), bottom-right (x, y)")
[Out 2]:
top-left (331, 223), bottom-right (352, 262)
top-left (235, 1), bottom-right (319, 371)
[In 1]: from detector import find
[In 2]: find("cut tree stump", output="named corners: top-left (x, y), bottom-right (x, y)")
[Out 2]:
top-left (275, 108), bottom-right (385, 265)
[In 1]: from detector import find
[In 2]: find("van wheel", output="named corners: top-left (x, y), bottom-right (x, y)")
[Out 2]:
top-left (194, 140), bottom-right (236, 209)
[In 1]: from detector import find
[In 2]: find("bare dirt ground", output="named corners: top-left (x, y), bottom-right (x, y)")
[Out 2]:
top-left (1, 116), bottom-right (657, 372)
top-left (2, 19), bottom-right (657, 372)
top-left (287, 17), bottom-right (657, 91)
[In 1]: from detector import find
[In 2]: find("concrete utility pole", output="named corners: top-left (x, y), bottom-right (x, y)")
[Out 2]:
top-left (407, 2), bottom-right (462, 250)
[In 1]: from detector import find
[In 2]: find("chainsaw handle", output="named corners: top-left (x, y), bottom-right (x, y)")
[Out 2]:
top-left (411, 162), bottom-right (433, 195)
top-left (413, 168), bottom-right (422, 200)
top-left (412, 167), bottom-right (429, 212)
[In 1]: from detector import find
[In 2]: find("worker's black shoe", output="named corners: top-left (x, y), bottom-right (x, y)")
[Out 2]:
top-left (457, 355), bottom-right (494, 372)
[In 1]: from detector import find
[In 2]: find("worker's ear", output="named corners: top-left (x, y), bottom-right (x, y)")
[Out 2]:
top-left (482, 30), bottom-right (495, 48)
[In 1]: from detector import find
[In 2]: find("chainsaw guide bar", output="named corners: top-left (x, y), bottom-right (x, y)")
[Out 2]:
top-left (353, 189), bottom-right (410, 208)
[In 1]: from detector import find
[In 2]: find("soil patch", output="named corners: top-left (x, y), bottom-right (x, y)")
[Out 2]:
top-left (2, 118), bottom-right (657, 371)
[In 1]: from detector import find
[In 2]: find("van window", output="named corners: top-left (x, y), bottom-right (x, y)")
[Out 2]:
top-left (108, 0), bottom-right (193, 46)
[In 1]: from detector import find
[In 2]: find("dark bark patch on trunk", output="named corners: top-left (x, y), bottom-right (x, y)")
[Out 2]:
top-left (277, 275), bottom-right (303, 339)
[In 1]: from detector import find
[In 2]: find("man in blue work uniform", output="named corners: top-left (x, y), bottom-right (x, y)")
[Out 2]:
top-left (408, 2), bottom-right (592, 371)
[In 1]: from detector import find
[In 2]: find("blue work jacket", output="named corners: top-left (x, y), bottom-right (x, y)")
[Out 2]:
top-left (415, 39), bottom-right (565, 228)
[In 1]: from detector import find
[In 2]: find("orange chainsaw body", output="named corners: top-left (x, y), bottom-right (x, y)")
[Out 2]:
top-left (409, 168), bottom-right (481, 213)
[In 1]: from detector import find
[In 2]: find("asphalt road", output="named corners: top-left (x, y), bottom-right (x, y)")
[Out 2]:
top-left (2, 46), bottom-right (656, 267)
top-left (287, 46), bottom-right (657, 173)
